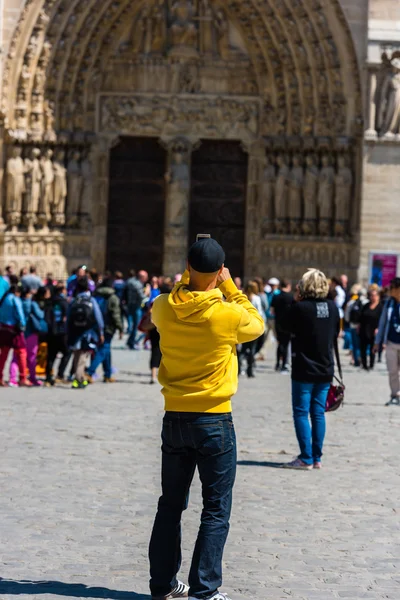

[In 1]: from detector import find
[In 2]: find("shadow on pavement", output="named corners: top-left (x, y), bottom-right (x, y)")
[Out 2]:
top-left (0, 579), bottom-right (151, 599)
top-left (237, 460), bottom-right (284, 468)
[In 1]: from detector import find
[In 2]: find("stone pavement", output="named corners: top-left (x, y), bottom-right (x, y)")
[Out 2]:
top-left (0, 341), bottom-right (399, 600)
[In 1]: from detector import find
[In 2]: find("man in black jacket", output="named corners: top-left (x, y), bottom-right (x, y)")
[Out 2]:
top-left (125, 269), bottom-right (146, 350)
top-left (45, 283), bottom-right (70, 386)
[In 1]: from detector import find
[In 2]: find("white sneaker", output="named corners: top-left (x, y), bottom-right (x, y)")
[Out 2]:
top-left (153, 580), bottom-right (189, 599)
top-left (189, 594), bottom-right (232, 600)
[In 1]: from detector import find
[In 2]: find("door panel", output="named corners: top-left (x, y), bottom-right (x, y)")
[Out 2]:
top-left (190, 140), bottom-right (247, 278)
top-left (107, 137), bottom-right (166, 276)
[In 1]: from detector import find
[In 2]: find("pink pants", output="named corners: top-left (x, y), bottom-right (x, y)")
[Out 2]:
top-left (10, 334), bottom-right (39, 384)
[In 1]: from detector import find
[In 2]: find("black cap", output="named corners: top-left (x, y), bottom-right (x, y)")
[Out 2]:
top-left (188, 238), bottom-right (225, 274)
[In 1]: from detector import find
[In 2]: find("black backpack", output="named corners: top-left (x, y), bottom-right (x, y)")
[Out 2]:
top-left (69, 296), bottom-right (95, 331)
top-left (349, 298), bottom-right (363, 325)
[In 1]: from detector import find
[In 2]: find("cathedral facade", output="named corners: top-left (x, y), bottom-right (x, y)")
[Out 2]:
top-left (0, 0), bottom-right (399, 281)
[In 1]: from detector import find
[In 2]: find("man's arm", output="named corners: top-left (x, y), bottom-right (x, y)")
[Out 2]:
top-left (218, 269), bottom-right (264, 344)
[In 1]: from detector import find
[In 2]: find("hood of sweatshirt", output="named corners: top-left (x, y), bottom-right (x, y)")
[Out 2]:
top-left (96, 287), bottom-right (115, 299)
top-left (168, 280), bottom-right (223, 323)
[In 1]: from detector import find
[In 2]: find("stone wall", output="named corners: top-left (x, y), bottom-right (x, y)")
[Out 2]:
top-left (359, 141), bottom-right (400, 282)
top-left (369, 0), bottom-right (400, 20)
top-left (338, 0), bottom-right (369, 68)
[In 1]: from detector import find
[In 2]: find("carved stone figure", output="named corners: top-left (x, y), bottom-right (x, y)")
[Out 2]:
top-left (52, 149), bottom-right (67, 227)
top-left (261, 156), bottom-right (275, 232)
top-left (215, 9), bottom-right (229, 60)
top-left (318, 154), bottom-right (335, 236)
top-left (302, 154), bottom-right (319, 235)
top-left (151, 0), bottom-right (166, 53)
top-left (199, 0), bottom-right (214, 55)
top-left (80, 149), bottom-right (93, 227)
top-left (169, 0), bottom-right (197, 52)
top-left (23, 147), bottom-right (42, 231)
top-left (39, 149), bottom-right (54, 228)
top-left (133, 6), bottom-right (152, 54)
top-left (6, 146), bottom-right (25, 229)
top-left (274, 154), bottom-right (289, 234)
top-left (376, 57), bottom-right (400, 136)
top-left (67, 150), bottom-right (83, 228)
top-left (288, 155), bottom-right (304, 234)
top-left (165, 148), bottom-right (190, 228)
top-left (334, 155), bottom-right (353, 236)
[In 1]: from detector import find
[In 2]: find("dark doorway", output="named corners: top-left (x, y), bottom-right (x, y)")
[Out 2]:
top-left (106, 137), bottom-right (166, 276)
top-left (190, 140), bottom-right (248, 278)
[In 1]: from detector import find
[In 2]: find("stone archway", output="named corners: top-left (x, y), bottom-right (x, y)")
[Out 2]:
top-left (0, 0), bottom-right (363, 279)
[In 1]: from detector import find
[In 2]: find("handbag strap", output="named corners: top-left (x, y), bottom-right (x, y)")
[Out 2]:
top-left (333, 335), bottom-right (343, 384)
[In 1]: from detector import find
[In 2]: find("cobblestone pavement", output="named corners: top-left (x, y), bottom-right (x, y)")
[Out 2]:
top-left (0, 340), bottom-right (399, 600)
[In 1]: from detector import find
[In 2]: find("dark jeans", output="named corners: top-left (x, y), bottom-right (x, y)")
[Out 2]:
top-left (360, 335), bottom-right (375, 370)
top-left (46, 334), bottom-right (70, 381)
top-left (127, 307), bottom-right (142, 349)
top-left (149, 412), bottom-right (237, 600)
top-left (276, 331), bottom-right (291, 368)
top-left (88, 332), bottom-right (113, 378)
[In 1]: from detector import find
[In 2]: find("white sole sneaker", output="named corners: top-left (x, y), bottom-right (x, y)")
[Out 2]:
top-left (153, 580), bottom-right (189, 599)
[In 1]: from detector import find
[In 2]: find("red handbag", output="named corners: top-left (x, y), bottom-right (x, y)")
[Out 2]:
top-left (326, 337), bottom-right (345, 413)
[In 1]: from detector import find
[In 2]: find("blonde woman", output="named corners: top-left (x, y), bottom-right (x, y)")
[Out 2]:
top-left (283, 269), bottom-right (340, 470)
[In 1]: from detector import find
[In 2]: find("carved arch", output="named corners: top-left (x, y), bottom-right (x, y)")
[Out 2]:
top-left (2, 0), bottom-right (363, 142)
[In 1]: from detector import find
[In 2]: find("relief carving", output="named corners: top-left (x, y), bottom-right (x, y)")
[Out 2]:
top-left (302, 154), bottom-right (319, 235)
top-left (100, 94), bottom-right (259, 141)
top-left (274, 154), bottom-right (289, 234)
top-left (52, 149), bottom-right (67, 227)
top-left (39, 148), bottom-right (54, 227)
top-left (375, 53), bottom-right (400, 137)
top-left (288, 155), bottom-right (303, 234)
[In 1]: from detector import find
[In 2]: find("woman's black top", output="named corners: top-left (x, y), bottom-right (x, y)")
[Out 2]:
top-left (289, 298), bottom-right (340, 383)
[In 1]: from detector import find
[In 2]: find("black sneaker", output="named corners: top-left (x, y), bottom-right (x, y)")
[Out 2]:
top-left (385, 396), bottom-right (400, 406)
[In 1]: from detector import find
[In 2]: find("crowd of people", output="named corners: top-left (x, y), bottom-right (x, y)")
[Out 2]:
top-left (0, 264), bottom-right (399, 404)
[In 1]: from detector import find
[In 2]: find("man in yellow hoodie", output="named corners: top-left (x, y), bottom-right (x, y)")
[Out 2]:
top-left (149, 238), bottom-right (265, 600)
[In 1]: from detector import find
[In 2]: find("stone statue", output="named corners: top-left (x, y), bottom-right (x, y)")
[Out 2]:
top-left (52, 149), bottom-right (67, 227)
top-left (39, 148), bottom-right (54, 228)
top-left (318, 154), bottom-right (335, 236)
top-left (274, 154), bottom-right (289, 234)
top-left (302, 154), bottom-right (319, 235)
top-left (80, 149), bottom-right (93, 227)
top-left (199, 0), bottom-right (214, 55)
top-left (261, 156), bottom-right (275, 233)
top-left (334, 155), bottom-right (353, 236)
top-left (151, 0), bottom-right (166, 53)
top-left (288, 155), bottom-right (304, 234)
top-left (23, 147), bottom-right (42, 231)
top-left (6, 146), bottom-right (25, 230)
top-left (376, 57), bottom-right (400, 136)
top-left (66, 150), bottom-right (83, 228)
top-left (169, 0), bottom-right (197, 51)
top-left (165, 149), bottom-right (190, 228)
top-left (215, 9), bottom-right (229, 60)
top-left (133, 5), bottom-right (152, 54)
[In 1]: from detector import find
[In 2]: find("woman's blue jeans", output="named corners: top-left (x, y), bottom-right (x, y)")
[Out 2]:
top-left (291, 380), bottom-right (331, 465)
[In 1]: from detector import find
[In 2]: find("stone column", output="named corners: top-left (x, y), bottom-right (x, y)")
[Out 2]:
top-left (161, 136), bottom-right (195, 276)
top-left (243, 141), bottom-right (265, 278)
top-left (90, 136), bottom-right (119, 271)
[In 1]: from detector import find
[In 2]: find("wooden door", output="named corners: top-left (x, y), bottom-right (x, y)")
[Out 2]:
top-left (107, 137), bottom-right (166, 276)
top-left (190, 140), bottom-right (248, 278)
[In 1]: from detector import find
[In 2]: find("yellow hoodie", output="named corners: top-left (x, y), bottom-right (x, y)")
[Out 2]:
top-left (152, 272), bottom-right (265, 413)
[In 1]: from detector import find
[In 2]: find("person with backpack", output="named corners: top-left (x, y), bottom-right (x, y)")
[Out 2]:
top-left (0, 280), bottom-right (30, 387)
top-left (125, 269), bottom-right (146, 349)
top-left (87, 274), bottom-right (123, 383)
top-left (45, 283), bottom-right (70, 386)
top-left (67, 276), bottom-right (104, 389)
top-left (9, 284), bottom-right (47, 387)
